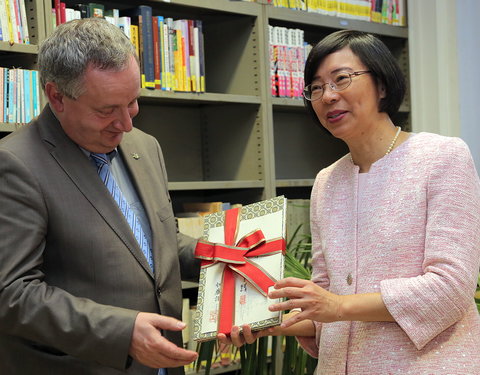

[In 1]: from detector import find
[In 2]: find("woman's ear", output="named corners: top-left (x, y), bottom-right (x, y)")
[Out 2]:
top-left (378, 84), bottom-right (386, 99)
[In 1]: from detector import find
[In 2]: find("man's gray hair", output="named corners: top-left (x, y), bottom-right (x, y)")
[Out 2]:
top-left (38, 18), bottom-right (138, 99)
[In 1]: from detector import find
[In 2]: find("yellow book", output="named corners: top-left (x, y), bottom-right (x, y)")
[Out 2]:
top-left (4, 0), bottom-right (15, 44)
top-left (130, 25), bottom-right (140, 60)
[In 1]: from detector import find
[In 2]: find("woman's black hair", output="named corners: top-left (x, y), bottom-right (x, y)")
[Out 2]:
top-left (303, 29), bottom-right (406, 132)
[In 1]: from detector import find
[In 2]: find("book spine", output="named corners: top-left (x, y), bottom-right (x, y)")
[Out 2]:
top-left (8, 68), bottom-right (15, 123)
top-left (17, 68), bottom-right (23, 123)
top-left (118, 16), bottom-right (131, 39)
top-left (130, 24), bottom-right (139, 58)
top-left (23, 69), bottom-right (30, 123)
top-left (18, 0), bottom-right (29, 43)
top-left (3, 68), bottom-right (8, 122)
top-left (193, 25), bottom-right (200, 93)
top-left (0, 1), bottom-right (9, 42)
top-left (167, 18), bottom-right (175, 91)
top-left (152, 16), bottom-right (161, 90)
top-left (59, 2), bottom-right (66, 25)
top-left (158, 16), bottom-right (166, 91)
top-left (31, 69), bottom-right (39, 118)
top-left (0, 67), bottom-right (4, 122)
top-left (181, 20), bottom-right (191, 92)
top-left (187, 19), bottom-right (195, 92)
top-left (13, 0), bottom-right (22, 43)
top-left (140, 6), bottom-right (154, 89)
top-left (162, 20), bottom-right (171, 91)
top-left (195, 20), bottom-right (205, 93)
top-left (6, 0), bottom-right (18, 44)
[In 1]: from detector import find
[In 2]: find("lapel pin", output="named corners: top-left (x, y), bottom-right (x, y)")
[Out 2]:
top-left (131, 153), bottom-right (140, 160)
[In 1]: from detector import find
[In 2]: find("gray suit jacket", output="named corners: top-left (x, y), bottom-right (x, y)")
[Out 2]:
top-left (0, 106), bottom-right (198, 374)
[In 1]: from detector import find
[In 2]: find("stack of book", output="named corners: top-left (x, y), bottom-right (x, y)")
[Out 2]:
top-left (269, 25), bottom-right (311, 99)
top-left (0, 67), bottom-right (40, 124)
top-left (0, 0), bottom-right (30, 44)
top-left (271, 0), bottom-right (407, 27)
top-left (50, 4), bottom-right (206, 93)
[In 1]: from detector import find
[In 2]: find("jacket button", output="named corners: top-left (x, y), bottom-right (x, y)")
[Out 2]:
top-left (156, 287), bottom-right (161, 296)
top-left (346, 273), bottom-right (353, 285)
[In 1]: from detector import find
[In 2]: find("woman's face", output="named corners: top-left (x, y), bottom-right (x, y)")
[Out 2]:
top-left (311, 46), bottom-right (384, 140)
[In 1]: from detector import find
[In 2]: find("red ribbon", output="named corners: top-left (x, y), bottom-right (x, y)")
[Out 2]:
top-left (194, 207), bottom-right (285, 335)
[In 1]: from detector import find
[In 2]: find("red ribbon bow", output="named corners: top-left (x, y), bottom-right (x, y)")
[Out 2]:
top-left (194, 207), bottom-right (285, 335)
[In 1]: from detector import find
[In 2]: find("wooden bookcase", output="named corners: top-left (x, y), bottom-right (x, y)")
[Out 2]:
top-left (0, 1), bottom-right (409, 374)
top-left (0, 0), bottom-right (410, 205)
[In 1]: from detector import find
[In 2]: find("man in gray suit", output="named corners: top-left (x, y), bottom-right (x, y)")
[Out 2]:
top-left (0, 18), bottom-right (199, 374)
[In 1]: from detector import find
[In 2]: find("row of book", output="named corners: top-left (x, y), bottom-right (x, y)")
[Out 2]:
top-left (0, 67), bottom-right (41, 124)
top-left (0, 0), bottom-right (30, 44)
top-left (272, 0), bottom-right (406, 26)
top-left (51, 4), bottom-right (206, 93)
top-left (269, 26), bottom-right (312, 99)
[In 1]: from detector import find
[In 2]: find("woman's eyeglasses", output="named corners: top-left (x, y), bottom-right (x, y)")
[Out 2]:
top-left (303, 70), bottom-right (371, 101)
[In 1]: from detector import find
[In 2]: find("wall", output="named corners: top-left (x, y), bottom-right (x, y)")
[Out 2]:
top-left (456, 0), bottom-right (480, 169)
top-left (408, 0), bottom-right (480, 169)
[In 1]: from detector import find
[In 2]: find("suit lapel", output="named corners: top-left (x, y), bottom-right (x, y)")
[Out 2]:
top-left (37, 106), bottom-right (154, 277)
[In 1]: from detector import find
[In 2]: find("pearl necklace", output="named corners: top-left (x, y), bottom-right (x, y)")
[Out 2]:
top-left (350, 126), bottom-right (402, 163)
top-left (385, 126), bottom-right (402, 155)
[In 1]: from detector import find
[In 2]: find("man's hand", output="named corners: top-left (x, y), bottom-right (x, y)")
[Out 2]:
top-left (129, 312), bottom-right (198, 368)
top-left (217, 324), bottom-right (276, 348)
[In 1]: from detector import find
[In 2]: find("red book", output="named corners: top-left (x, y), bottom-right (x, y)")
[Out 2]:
top-left (152, 16), bottom-right (161, 90)
top-left (54, 0), bottom-right (61, 26)
top-left (60, 2), bottom-right (66, 25)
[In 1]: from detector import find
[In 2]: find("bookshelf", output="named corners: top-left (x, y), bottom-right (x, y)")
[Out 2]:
top-left (0, 0), bottom-right (47, 131)
top-left (0, 1), bottom-right (409, 374)
top-left (263, 6), bottom-right (410, 200)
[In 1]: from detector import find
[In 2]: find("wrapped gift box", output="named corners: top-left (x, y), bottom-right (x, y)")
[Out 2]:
top-left (193, 196), bottom-right (287, 342)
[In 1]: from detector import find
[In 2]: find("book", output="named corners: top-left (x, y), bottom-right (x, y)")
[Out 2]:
top-left (130, 24), bottom-right (139, 57)
top-left (123, 5), bottom-right (155, 90)
top-left (176, 215), bottom-right (205, 239)
top-left (118, 16), bottom-right (131, 39)
top-left (182, 201), bottom-right (223, 215)
top-left (193, 196), bottom-right (287, 342)
top-left (195, 20), bottom-right (206, 92)
top-left (88, 3), bottom-right (104, 18)
top-left (152, 16), bottom-right (161, 89)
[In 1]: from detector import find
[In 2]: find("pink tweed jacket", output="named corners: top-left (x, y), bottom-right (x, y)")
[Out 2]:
top-left (301, 132), bottom-right (480, 374)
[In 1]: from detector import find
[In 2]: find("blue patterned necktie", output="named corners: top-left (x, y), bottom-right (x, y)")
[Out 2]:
top-left (91, 153), bottom-right (154, 271)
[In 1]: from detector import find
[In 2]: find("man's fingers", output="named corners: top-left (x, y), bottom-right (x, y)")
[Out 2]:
top-left (156, 334), bottom-right (198, 361)
top-left (150, 314), bottom-right (187, 331)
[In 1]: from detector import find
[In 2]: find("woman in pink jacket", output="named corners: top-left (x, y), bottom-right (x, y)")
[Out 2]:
top-left (221, 29), bottom-right (480, 374)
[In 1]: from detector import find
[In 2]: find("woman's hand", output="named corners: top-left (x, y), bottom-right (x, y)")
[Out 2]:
top-left (268, 277), bottom-right (344, 328)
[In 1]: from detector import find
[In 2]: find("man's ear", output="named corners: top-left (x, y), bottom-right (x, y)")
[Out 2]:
top-left (45, 82), bottom-right (66, 113)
